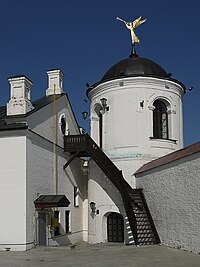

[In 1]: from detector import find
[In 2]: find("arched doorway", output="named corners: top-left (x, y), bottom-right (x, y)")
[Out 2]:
top-left (107, 213), bottom-right (124, 242)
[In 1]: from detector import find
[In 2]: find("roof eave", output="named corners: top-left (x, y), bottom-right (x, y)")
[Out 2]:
top-left (86, 75), bottom-right (186, 97)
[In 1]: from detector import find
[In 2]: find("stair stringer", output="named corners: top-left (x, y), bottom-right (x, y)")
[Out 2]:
top-left (63, 134), bottom-right (160, 245)
top-left (86, 138), bottom-right (140, 245)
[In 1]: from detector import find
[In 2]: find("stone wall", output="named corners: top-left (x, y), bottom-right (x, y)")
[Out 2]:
top-left (136, 152), bottom-right (200, 253)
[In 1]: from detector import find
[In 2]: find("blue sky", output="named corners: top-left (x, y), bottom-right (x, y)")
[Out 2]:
top-left (0, 0), bottom-right (199, 146)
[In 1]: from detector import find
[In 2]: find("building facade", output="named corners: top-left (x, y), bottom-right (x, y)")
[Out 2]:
top-left (0, 48), bottom-right (198, 253)
top-left (0, 70), bottom-right (87, 251)
top-left (87, 52), bottom-right (185, 244)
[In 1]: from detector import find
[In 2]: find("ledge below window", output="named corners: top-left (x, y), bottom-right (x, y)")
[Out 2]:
top-left (149, 137), bottom-right (177, 144)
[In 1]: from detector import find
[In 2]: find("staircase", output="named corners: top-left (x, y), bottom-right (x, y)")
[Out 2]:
top-left (128, 188), bottom-right (160, 245)
top-left (64, 134), bottom-right (160, 245)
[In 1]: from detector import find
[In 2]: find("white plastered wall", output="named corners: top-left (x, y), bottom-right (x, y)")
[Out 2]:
top-left (25, 94), bottom-right (86, 247)
top-left (0, 131), bottom-right (86, 251)
top-left (0, 135), bottom-right (27, 251)
top-left (26, 128), bottom-right (86, 247)
top-left (89, 77), bottom-right (184, 187)
top-left (0, 94), bottom-right (87, 251)
top-left (88, 161), bottom-right (133, 244)
top-left (27, 95), bottom-right (80, 148)
top-left (136, 152), bottom-right (200, 253)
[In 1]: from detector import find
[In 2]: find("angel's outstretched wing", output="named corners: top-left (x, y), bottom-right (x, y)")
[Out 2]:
top-left (133, 16), bottom-right (147, 28)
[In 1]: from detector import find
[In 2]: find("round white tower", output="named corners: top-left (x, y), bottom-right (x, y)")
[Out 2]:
top-left (87, 53), bottom-right (185, 187)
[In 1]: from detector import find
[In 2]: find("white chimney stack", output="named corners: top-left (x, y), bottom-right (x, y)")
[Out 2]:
top-left (7, 76), bottom-right (34, 116)
top-left (46, 69), bottom-right (64, 96)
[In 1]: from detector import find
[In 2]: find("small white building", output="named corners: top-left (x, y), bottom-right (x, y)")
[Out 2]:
top-left (0, 70), bottom-right (87, 251)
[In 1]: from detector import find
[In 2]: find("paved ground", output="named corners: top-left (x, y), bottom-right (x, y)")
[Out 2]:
top-left (0, 243), bottom-right (199, 267)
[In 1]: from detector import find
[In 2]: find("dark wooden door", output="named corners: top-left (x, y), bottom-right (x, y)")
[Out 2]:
top-left (38, 212), bottom-right (46, 245)
top-left (107, 213), bottom-right (124, 242)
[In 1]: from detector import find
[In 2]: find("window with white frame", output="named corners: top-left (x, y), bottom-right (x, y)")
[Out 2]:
top-left (74, 186), bottom-right (79, 207)
top-left (153, 100), bottom-right (169, 139)
top-left (59, 113), bottom-right (69, 136)
top-left (53, 210), bottom-right (60, 236)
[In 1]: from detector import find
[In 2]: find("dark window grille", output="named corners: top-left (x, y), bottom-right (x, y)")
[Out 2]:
top-left (107, 213), bottom-right (124, 242)
top-left (54, 211), bottom-right (60, 236)
top-left (65, 211), bottom-right (70, 233)
top-left (153, 100), bottom-right (168, 139)
top-left (74, 187), bottom-right (79, 207)
top-left (61, 116), bottom-right (66, 135)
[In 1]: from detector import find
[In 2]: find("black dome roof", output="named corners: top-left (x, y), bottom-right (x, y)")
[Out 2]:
top-left (102, 55), bottom-right (168, 81)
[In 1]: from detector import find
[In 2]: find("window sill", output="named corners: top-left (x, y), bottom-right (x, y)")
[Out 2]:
top-left (66, 231), bottom-right (71, 235)
top-left (149, 137), bottom-right (177, 144)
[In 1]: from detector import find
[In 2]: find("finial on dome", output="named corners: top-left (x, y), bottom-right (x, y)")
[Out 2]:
top-left (116, 16), bottom-right (147, 57)
top-left (116, 16), bottom-right (147, 45)
top-left (129, 44), bottom-right (138, 58)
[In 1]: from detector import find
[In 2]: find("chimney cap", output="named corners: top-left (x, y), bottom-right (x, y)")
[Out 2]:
top-left (46, 69), bottom-right (64, 96)
top-left (47, 69), bottom-right (64, 76)
top-left (8, 75), bottom-right (33, 84)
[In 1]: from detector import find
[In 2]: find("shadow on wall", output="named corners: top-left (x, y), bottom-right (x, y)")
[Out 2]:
top-left (64, 158), bottom-right (88, 203)
top-left (89, 161), bottom-right (132, 244)
top-left (49, 224), bottom-right (73, 246)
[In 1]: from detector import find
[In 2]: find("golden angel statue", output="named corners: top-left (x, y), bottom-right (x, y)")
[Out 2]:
top-left (116, 16), bottom-right (147, 45)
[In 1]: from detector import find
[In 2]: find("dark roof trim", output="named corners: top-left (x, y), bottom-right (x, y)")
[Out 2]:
top-left (34, 195), bottom-right (70, 208)
top-left (17, 93), bottom-right (64, 117)
top-left (64, 94), bottom-right (81, 134)
top-left (0, 93), bottom-right (80, 134)
top-left (0, 123), bottom-right (28, 131)
top-left (135, 141), bottom-right (200, 175)
top-left (0, 94), bottom-right (64, 120)
top-left (86, 75), bottom-right (186, 97)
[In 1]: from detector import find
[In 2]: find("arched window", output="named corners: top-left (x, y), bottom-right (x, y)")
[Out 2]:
top-left (99, 112), bottom-right (103, 148)
top-left (60, 116), bottom-right (66, 135)
top-left (153, 100), bottom-right (168, 139)
top-left (59, 114), bottom-right (69, 136)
